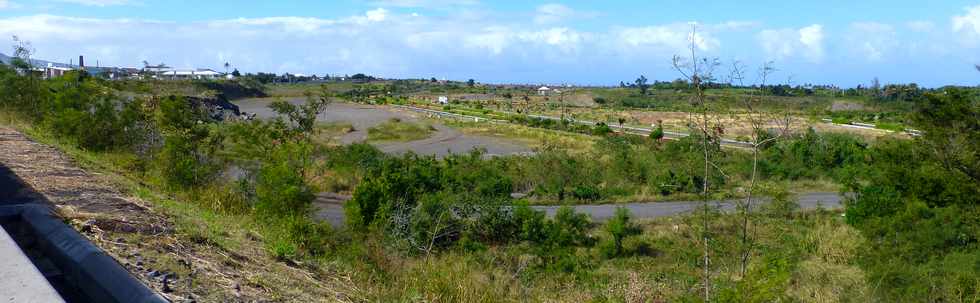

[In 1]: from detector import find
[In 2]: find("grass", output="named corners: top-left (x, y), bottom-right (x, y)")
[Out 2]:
top-left (313, 121), bottom-right (355, 145)
top-left (366, 118), bottom-right (435, 142)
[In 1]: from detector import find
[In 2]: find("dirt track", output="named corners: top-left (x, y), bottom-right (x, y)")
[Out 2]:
top-left (234, 99), bottom-right (532, 158)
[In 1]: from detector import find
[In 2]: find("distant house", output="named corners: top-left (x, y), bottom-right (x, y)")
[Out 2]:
top-left (120, 68), bottom-right (141, 79)
top-left (142, 64), bottom-right (170, 74)
top-left (436, 96), bottom-right (449, 104)
top-left (44, 63), bottom-right (73, 79)
top-left (537, 86), bottom-right (551, 96)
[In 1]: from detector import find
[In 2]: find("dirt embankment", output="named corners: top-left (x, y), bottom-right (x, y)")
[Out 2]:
top-left (0, 127), bottom-right (357, 302)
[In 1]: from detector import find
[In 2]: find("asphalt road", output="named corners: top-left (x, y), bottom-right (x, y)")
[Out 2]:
top-left (314, 192), bottom-right (844, 227)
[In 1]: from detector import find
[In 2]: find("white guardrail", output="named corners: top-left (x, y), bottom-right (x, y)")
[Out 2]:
top-left (819, 118), bottom-right (921, 136)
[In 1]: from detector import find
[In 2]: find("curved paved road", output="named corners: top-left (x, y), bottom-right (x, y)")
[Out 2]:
top-left (314, 192), bottom-right (843, 227)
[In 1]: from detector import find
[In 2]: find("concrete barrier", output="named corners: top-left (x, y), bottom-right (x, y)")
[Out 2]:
top-left (0, 204), bottom-right (167, 303)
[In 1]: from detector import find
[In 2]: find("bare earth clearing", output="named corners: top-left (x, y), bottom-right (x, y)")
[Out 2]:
top-left (234, 98), bottom-right (533, 158)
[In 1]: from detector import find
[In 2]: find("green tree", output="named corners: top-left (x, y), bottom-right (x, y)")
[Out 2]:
top-left (635, 75), bottom-right (650, 95)
top-left (600, 207), bottom-right (641, 258)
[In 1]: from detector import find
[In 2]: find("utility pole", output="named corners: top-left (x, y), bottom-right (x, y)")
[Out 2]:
top-left (558, 89), bottom-right (566, 121)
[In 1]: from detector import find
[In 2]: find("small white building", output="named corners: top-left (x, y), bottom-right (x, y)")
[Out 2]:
top-left (436, 96), bottom-right (449, 104)
top-left (537, 86), bottom-right (551, 96)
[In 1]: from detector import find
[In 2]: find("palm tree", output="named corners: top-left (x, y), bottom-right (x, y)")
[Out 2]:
top-left (224, 62), bottom-right (230, 75)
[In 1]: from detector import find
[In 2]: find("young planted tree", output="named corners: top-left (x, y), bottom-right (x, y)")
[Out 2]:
top-left (649, 120), bottom-right (664, 142)
top-left (671, 24), bottom-right (723, 301)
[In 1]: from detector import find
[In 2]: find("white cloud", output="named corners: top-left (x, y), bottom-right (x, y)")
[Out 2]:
top-left (365, 8), bottom-right (388, 22)
top-left (464, 26), bottom-right (512, 54)
top-left (846, 22), bottom-right (896, 61)
top-left (953, 5), bottom-right (980, 45)
top-left (520, 27), bottom-right (586, 53)
top-left (615, 23), bottom-right (720, 54)
top-left (55, 0), bottom-right (130, 6)
top-left (534, 3), bottom-right (570, 24)
top-left (712, 21), bottom-right (761, 31)
top-left (533, 3), bottom-right (599, 25)
top-left (907, 20), bottom-right (935, 32)
top-left (757, 24), bottom-right (824, 63)
top-left (0, 0), bottom-right (20, 9)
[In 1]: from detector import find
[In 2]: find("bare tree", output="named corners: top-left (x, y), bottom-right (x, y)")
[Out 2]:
top-left (672, 23), bottom-right (722, 301)
top-left (10, 36), bottom-right (39, 114)
top-left (728, 60), bottom-right (794, 279)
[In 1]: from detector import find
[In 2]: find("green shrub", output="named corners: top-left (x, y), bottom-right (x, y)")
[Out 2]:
top-left (345, 154), bottom-right (442, 230)
top-left (592, 122), bottom-right (613, 136)
top-left (157, 131), bottom-right (218, 188)
top-left (400, 193), bottom-right (460, 253)
top-left (649, 124), bottom-right (664, 141)
top-left (572, 185), bottom-right (601, 201)
top-left (513, 202), bottom-right (547, 242)
top-left (254, 144), bottom-right (315, 219)
top-left (544, 206), bottom-right (593, 247)
top-left (600, 207), bottom-right (642, 258)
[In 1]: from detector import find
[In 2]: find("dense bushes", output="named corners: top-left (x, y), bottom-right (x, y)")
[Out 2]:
top-left (340, 147), bottom-right (603, 255)
top-left (761, 128), bottom-right (866, 180)
top-left (841, 89), bottom-right (980, 301)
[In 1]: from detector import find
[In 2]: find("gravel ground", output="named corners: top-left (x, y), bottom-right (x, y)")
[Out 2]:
top-left (234, 98), bottom-right (533, 158)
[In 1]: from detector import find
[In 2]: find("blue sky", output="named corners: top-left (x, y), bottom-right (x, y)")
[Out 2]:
top-left (2, 0), bottom-right (980, 87)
